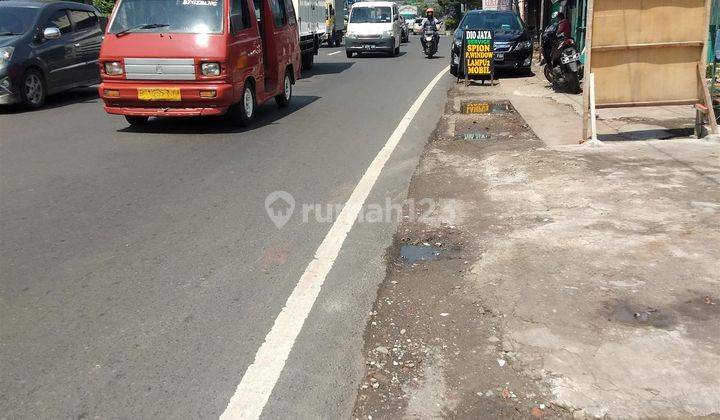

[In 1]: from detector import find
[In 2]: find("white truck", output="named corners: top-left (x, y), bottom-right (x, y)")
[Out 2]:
top-left (324, 0), bottom-right (347, 46)
top-left (293, 0), bottom-right (325, 69)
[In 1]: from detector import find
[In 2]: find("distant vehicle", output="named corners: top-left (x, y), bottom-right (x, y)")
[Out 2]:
top-left (0, 0), bottom-right (103, 108)
top-left (292, 0), bottom-right (325, 69)
top-left (398, 15), bottom-right (409, 43)
top-left (481, 0), bottom-right (513, 11)
top-left (324, 0), bottom-right (346, 46)
top-left (398, 4), bottom-right (418, 19)
top-left (450, 9), bottom-right (532, 76)
top-left (344, 1), bottom-right (401, 58)
top-left (99, 0), bottom-right (301, 127)
top-left (412, 18), bottom-right (423, 35)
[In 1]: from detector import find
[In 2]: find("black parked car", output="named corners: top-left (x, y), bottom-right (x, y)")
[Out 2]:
top-left (450, 10), bottom-right (533, 76)
top-left (0, 0), bottom-right (103, 108)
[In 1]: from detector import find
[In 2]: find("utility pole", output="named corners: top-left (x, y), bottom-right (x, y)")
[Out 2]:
top-left (539, 0), bottom-right (545, 35)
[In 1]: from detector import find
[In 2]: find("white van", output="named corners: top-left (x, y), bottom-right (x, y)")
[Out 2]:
top-left (344, 1), bottom-right (402, 57)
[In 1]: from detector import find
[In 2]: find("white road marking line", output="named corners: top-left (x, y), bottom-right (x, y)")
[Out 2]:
top-left (327, 51), bottom-right (341, 56)
top-left (220, 65), bottom-right (450, 420)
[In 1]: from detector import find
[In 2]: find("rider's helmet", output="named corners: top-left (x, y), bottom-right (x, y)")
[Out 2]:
top-left (426, 7), bottom-right (434, 17)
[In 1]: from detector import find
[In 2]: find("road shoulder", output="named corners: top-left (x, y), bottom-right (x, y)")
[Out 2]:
top-left (256, 71), bottom-right (453, 420)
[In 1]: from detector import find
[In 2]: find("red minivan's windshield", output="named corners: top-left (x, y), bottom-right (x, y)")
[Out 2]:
top-left (108, 0), bottom-right (224, 34)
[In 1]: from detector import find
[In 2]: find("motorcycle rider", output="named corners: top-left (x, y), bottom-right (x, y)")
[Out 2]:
top-left (420, 8), bottom-right (440, 53)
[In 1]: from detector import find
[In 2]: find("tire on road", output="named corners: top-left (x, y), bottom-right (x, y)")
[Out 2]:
top-left (301, 51), bottom-right (314, 70)
top-left (229, 80), bottom-right (256, 127)
top-left (566, 71), bottom-right (581, 94)
top-left (544, 64), bottom-right (554, 84)
top-left (20, 68), bottom-right (46, 109)
top-left (275, 68), bottom-right (293, 108)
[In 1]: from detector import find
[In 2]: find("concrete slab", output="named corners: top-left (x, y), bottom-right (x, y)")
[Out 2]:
top-left (497, 68), bottom-right (697, 146)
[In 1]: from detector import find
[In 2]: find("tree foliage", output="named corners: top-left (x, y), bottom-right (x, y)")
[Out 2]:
top-left (93, 0), bottom-right (116, 16)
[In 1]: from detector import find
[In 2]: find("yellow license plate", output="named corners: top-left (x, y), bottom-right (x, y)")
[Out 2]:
top-left (137, 88), bottom-right (181, 101)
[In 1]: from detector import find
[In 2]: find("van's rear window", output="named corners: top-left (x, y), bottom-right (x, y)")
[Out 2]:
top-left (109, 0), bottom-right (224, 34)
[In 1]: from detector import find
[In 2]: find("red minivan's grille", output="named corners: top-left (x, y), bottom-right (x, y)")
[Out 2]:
top-left (124, 58), bottom-right (196, 80)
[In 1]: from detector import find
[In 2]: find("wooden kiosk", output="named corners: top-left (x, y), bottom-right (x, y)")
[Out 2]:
top-left (582, 0), bottom-right (718, 141)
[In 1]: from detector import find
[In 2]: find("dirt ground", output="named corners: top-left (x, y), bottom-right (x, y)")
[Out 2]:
top-left (351, 80), bottom-right (720, 419)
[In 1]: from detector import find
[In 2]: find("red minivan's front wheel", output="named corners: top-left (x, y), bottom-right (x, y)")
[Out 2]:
top-left (275, 70), bottom-right (292, 108)
top-left (229, 81), bottom-right (256, 126)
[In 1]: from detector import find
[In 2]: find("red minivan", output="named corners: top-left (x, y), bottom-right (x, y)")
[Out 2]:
top-left (99, 0), bottom-right (301, 126)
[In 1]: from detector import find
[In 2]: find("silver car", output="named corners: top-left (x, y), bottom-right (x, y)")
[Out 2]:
top-left (399, 15), bottom-right (409, 42)
top-left (412, 18), bottom-right (423, 34)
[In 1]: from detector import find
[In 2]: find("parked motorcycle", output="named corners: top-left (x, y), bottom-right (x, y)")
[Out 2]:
top-left (541, 23), bottom-right (582, 94)
top-left (423, 29), bottom-right (438, 58)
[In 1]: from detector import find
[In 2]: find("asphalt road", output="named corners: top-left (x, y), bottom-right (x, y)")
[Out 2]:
top-left (0, 38), bottom-right (451, 419)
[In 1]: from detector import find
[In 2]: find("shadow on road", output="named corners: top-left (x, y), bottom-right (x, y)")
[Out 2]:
top-left (117, 95), bottom-right (320, 134)
top-left (457, 69), bottom-right (536, 85)
top-left (304, 61), bottom-right (354, 76)
top-left (495, 69), bottom-right (535, 79)
top-left (354, 51), bottom-right (407, 58)
top-left (598, 127), bottom-right (694, 142)
top-left (0, 86), bottom-right (99, 115)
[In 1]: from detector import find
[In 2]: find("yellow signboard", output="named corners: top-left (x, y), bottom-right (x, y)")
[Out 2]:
top-left (463, 30), bottom-right (494, 79)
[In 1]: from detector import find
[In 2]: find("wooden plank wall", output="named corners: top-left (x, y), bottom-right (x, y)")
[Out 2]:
top-left (591, 0), bottom-right (707, 106)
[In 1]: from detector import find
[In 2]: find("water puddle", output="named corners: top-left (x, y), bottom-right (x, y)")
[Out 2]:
top-left (460, 100), bottom-right (513, 114)
top-left (612, 301), bottom-right (675, 329)
top-left (400, 244), bottom-right (443, 265)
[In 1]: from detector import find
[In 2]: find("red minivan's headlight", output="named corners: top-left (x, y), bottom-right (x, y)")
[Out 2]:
top-left (104, 61), bottom-right (124, 75)
top-left (201, 62), bottom-right (221, 76)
